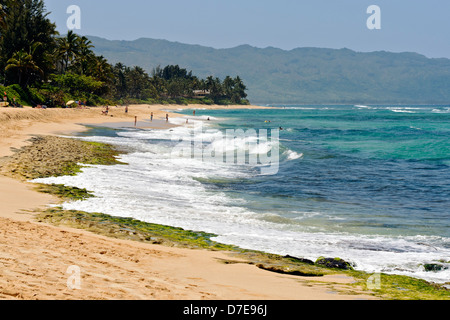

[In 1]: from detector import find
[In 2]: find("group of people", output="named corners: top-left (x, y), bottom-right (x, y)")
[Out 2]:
top-left (98, 106), bottom-right (215, 125)
top-left (73, 101), bottom-right (87, 109)
top-left (1, 92), bottom-right (23, 108)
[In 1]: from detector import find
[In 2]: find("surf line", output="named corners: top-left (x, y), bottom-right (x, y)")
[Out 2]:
top-left (170, 122), bottom-right (280, 175)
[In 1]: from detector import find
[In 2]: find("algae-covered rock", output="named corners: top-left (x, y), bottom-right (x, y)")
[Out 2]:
top-left (315, 257), bottom-right (354, 270)
top-left (283, 255), bottom-right (315, 265)
top-left (256, 264), bottom-right (323, 277)
top-left (423, 263), bottom-right (448, 272)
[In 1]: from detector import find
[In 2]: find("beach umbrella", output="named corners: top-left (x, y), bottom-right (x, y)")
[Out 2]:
top-left (66, 100), bottom-right (75, 106)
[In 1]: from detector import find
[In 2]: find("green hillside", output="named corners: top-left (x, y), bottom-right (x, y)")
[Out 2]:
top-left (89, 36), bottom-right (450, 104)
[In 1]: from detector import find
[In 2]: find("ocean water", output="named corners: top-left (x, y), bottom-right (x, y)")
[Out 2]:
top-left (34, 105), bottom-right (450, 283)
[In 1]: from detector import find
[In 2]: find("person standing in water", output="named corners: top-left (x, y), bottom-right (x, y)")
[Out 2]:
top-left (166, 114), bottom-right (169, 122)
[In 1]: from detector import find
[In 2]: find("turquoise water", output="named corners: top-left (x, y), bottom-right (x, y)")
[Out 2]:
top-left (189, 105), bottom-right (450, 238)
top-left (34, 104), bottom-right (450, 283)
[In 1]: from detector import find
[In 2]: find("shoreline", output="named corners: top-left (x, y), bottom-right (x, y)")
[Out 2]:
top-left (0, 104), bottom-right (447, 300)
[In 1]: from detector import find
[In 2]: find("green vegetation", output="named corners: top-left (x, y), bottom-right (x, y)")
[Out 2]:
top-left (1, 136), bottom-right (125, 181)
top-left (90, 37), bottom-right (450, 104)
top-left (36, 208), bottom-right (240, 251)
top-left (112, 63), bottom-right (249, 105)
top-left (34, 184), bottom-right (94, 201)
top-left (0, 0), bottom-right (249, 107)
top-left (55, 140), bottom-right (124, 176)
top-left (34, 206), bottom-right (331, 278)
top-left (346, 271), bottom-right (450, 300)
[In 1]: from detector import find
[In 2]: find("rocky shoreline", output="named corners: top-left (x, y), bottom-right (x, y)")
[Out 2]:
top-left (0, 135), bottom-right (122, 181)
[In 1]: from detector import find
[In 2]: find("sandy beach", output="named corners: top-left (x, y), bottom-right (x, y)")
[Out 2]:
top-left (0, 104), bottom-right (377, 300)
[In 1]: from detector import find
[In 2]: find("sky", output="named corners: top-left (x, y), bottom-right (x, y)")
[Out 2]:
top-left (43, 0), bottom-right (450, 59)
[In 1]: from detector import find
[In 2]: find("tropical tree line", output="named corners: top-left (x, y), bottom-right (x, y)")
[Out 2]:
top-left (113, 63), bottom-right (249, 104)
top-left (0, 0), bottom-right (248, 107)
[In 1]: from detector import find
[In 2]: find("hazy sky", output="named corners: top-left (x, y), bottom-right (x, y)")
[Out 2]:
top-left (44, 0), bottom-right (450, 59)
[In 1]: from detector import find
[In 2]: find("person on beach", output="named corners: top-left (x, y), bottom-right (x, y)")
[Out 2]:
top-left (151, 112), bottom-right (153, 121)
top-left (125, 105), bottom-right (128, 113)
top-left (166, 114), bottom-right (169, 122)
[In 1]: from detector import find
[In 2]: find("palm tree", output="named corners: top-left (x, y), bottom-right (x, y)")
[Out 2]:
top-left (90, 55), bottom-right (113, 81)
top-left (127, 66), bottom-right (149, 99)
top-left (223, 76), bottom-right (234, 98)
top-left (231, 76), bottom-right (247, 103)
top-left (85, 55), bottom-right (114, 96)
top-left (0, 0), bottom-right (58, 84)
top-left (56, 30), bottom-right (80, 73)
top-left (206, 76), bottom-right (223, 101)
top-left (74, 36), bottom-right (94, 75)
top-left (5, 49), bottom-right (43, 86)
top-left (28, 41), bottom-right (53, 82)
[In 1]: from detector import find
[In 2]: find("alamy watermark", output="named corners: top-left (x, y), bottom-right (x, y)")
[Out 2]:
top-left (66, 265), bottom-right (81, 290)
top-left (67, 5), bottom-right (81, 30)
top-left (170, 123), bottom-right (280, 175)
top-left (367, 273), bottom-right (381, 290)
top-left (367, 5), bottom-right (381, 30)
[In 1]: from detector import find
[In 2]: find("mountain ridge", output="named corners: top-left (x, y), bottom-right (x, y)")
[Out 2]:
top-left (88, 36), bottom-right (450, 104)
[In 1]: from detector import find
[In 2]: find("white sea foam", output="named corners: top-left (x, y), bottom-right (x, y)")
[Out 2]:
top-left (284, 150), bottom-right (304, 160)
top-left (390, 108), bottom-right (416, 113)
top-left (282, 107), bottom-right (318, 110)
top-left (385, 106), bottom-right (440, 113)
top-left (432, 108), bottom-right (450, 113)
top-left (213, 231), bottom-right (450, 283)
top-left (32, 126), bottom-right (450, 284)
